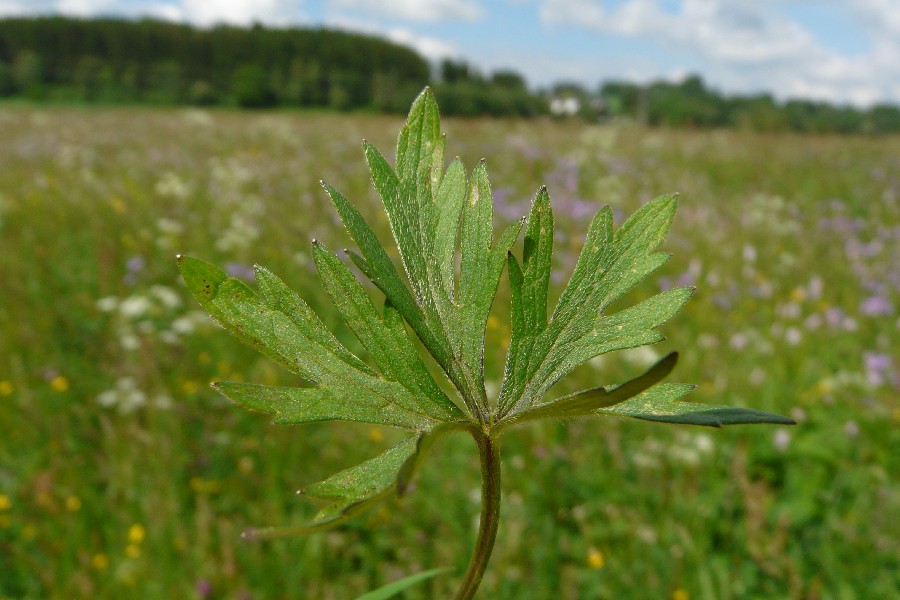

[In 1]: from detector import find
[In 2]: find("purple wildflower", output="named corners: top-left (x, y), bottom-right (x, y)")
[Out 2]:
top-left (863, 351), bottom-right (892, 387)
top-left (859, 295), bottom-right (893, 317)
top-left (225, 262), bottom-right (256, 282)
top-left (196, 580), bottom-right (213, 598)
top-left (124, 255), bottom-right (145, 286)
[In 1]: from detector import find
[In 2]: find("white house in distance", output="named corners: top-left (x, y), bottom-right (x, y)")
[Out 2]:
top-left (549, 95), bottom-right (581, 116)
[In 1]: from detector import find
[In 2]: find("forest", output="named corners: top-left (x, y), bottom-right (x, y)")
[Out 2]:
top-left (1, 16), bottom-right (899, 133)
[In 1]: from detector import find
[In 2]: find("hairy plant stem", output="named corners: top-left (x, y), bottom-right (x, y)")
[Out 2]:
top-left (455, 430), bottom-right (502, 600)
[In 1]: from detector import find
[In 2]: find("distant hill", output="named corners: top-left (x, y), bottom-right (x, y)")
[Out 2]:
top-left (0, 16), bottom-right (430, 110)
top-left (1, 16), bottom-right (898, 134)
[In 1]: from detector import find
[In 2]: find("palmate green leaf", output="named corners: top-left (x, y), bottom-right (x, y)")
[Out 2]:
top-left (596, 383), bottom-right (796, 427)
top-left (181, 86), bottom-right (793, 563)
top-left (498, 193), bottom-right (688, 419)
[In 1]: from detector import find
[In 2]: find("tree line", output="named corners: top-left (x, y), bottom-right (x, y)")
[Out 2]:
top-left (1, 16), bottom-right (898, 134)
top-left (0, 16), bottom-right (431, 111)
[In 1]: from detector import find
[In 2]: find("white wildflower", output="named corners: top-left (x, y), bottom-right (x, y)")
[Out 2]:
top-left (96, 296), bottom-right (119, 312)
top-left (150, 285), bottom-right (182, 309)
top-left (119, 296), bottom-right (152, 319)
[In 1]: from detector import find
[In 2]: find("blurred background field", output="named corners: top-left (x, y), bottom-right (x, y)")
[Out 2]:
top-left (0, 105), bottom-right (898, 599)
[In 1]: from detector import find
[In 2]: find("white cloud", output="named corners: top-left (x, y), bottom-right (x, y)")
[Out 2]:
top-left (55, 0), bottom-right (119, 16)
top-left (328, 0), bottom-right (484, 22)
top-left (325, 14), bottom-right (458, 60)
top-left (175, 0), bottom-right (302, 26)
top-left (385, 27), bottom-right (457, 60)
top-left (6, 0), bottom-right (308, 26)
top-left (540, 0), bottom-right (898, 106)
top-left (0, 1), bottom-right (31, 16)
top-left (854, 0), bottom-right (900, 36)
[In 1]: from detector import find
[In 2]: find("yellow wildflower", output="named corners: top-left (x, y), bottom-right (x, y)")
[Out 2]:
top-left (0, 380), bottom-right (13, 396)
top-left (125, 544), bottom-right (141, 558)
top-left (672, 588), bottom-right (689, 600)
top-left (50, 376), bottom-right (69, 392)
top-left (181, 380), bottom-right (199, 394)
top-left (65, 496), bottom-right (82, 512)
top-left (91, 553), bottom-right (109, 570)
top-left (0, 495), bottom-right (10, 510)
top-left (190, 477), bottom-right (221, 494)
top-left (127, 523), bottom-right (145, 544)
top-left (238, 456), bottom-right (255, 475)
top-left (587, 547), bottom-right (605, 569)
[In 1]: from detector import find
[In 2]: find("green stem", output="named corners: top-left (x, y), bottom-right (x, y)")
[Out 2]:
top-left (455, 431), bottom-right (502, 600)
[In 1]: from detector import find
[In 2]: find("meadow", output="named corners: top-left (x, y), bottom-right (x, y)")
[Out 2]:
top-left (0, 105), bottom-right (897, 599)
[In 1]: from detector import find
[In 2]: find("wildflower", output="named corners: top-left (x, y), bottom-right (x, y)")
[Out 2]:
top-left (226, 262), bottom-right (256, 281)
top-left (0, 494), bottom-right (10, 510)
top-left (150, 285), bottom-right (182, 309)
top-left (742, 244), bottom-right (757, 263)
top-left (803, 313), bottom-right (822, 331)
top-left (860, 295), bottom-right (892, 317)
top-left (125, 544), bottom-right (141, 558)
top-left (694, 433), bottom-right (714, 455)
top-left (65, 496), bottom-right (82, 512)
top-left (587, 547), bottom-right (605, 569)
top-left (50, 376), bottom-right (69, 392)
top-left (773, 429), bottom-right (791, 451)
top-left (35, 492), bottom-right (54, 509)
top-left (91, 553), bottom-right (109, 570)
top-left (238, 456), bottom-right (255, 475)
top-left (844, 421), bottom-right (860, 438)
top-left (128, 523), bottom-right (146, 544)
top-left (155, 172), bottom-right (191, 200)
top-left (0, 380), bottom-right (11, 395)
top-left (807, 275), bottom-right (824, 300)
top-left (196, 580), bottom-right (213, 598)
top-left (673, 589), bottom-right (689, 600)
top-left (97, 377), bottom-right (147, 414)
top-left (119, 296), bottom-right (152, 319)
top-left (96, 296), bottom-right (119, 312)
top-left (863, 352), bottom-right (892, 387)
top-left (123, 257), bottom-right (144, 286)
top-left (784, 327), bottom-right (802, 346)
top-left (190, 477), bottom-right (221, 494)
top-left (729, 332), bottom-right (748, 350)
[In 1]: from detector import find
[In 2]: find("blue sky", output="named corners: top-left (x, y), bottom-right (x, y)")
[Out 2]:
top-left (2, 0), bottom-right (898, 107)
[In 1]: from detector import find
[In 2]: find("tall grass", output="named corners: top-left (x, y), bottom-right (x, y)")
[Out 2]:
top-left (0, 106), bottom-right (897, 599)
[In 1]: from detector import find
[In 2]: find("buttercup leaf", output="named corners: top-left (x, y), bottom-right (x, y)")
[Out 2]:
top-left (181, 86), bottom-right (793, 598)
